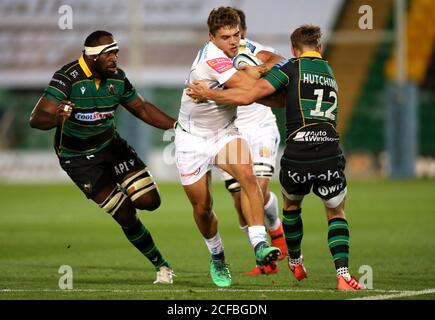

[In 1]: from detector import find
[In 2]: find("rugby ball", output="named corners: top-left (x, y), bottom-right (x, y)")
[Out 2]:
top-left (232, 53), bottom-right (262, 69)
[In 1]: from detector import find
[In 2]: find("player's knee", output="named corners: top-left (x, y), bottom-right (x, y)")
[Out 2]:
top-left (238, 171), bottom-right (258, 189)
top-left (133, 191), bottom-right (161, 211)
top-left (99, 187), bottom-right (128, 216)
top-left (192, 202), bottom-right (212, 218)
top-left (225, 178), bottom-right (241, 193)
top-left (121, 168), bottom-right (160, 210)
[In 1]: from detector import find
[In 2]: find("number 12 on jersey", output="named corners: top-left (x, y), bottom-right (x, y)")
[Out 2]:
top-left (310, 89), bottom-right (338, 121)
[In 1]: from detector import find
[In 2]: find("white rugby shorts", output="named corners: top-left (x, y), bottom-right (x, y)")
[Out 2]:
top-left (175, 125), bottom-right (247, 185)
top-left (221, 123), bottom-right (280, 181)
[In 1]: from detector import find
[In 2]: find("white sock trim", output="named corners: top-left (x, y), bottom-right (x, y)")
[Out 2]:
top-left (204, 232), bottom-right (224, 256)
top-left (264, 192), bottom-right (280, 231)
top-left (289, 255), bottom-right (303, 267)
top-left (336, 267), bottom-right (350, 279)
top-left (248, 225), bottom-right (267, 249)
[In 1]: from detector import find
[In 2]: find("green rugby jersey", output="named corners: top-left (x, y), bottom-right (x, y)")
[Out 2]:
top-left (264, 51), bottom-right (342, 160)
top-left (43, 54), bottom-right (138, 158)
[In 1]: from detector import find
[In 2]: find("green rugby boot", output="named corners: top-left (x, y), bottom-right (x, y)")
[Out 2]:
top-left (255, 241), bottom-right (281, 266)
top-left (210, 258), bottom-right (232, 287)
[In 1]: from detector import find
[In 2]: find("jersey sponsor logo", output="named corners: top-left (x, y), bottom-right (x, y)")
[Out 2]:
top-left (51, 78), bottom-right (66, 87)
top-left (70, 70), bottom-right (79, 78)
top-left (206, 57), bottom-right (233, 74)
top-left (318, 183), bottom-right (344, 196)
top-left (180, 167), bottom-right (201, 177)
top-left (74, 111), bottom-right (115, 122)
top-left (114, 159), bottom-right (135, 176)
top-left (293, 131), bottom-right (338, 142)
top-left (286, 169), bottom-right (340, 183)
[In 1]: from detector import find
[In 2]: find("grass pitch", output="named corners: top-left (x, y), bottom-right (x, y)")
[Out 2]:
top-left (0, 179), bottom-right (434, 300)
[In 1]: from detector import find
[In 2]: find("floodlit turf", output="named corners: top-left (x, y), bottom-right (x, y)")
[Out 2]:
top-left (0, 179), bottom-right (434, 300)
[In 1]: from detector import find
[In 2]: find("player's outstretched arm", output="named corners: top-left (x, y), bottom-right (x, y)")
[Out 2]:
top-left (123, 95), bottom-right (176, 130)
top-left (187, 78), bottom-right (276, 107)
top-left (256, 51), bottom-right (285, 75)
top-left (29, 97), bottom-right (74, 130)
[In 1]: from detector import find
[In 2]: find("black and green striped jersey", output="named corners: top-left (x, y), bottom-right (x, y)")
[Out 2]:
top-left (43, 54), bottom-right (138, 158)
top-left (264, 52), bottom-right (342, 160)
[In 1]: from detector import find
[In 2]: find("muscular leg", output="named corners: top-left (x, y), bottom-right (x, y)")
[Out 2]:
top-left (217, 138), bottom-right (264, 227)
top-left (325, 197), bottom-right (351, 272)
top-left (230, 177), bottom-right (281, 239)
top-left (91, 183), bottom-right (138, 228)
top-left (182, 171), bottom-right (229, 287)
top-left (218, 138), bottom-right (280, 265)
top-left (182, 171), bottom-right (217, 239)
top-left (282, 196), bottom-right (303, 260)
top-left (121, 168), bottom-right (161, 212)
top-left (92, 183), bottom-right (170, 272)
top-left (230, 177), bottom-right (271, 227)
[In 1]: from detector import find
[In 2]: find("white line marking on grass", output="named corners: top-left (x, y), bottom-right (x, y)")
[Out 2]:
top-left (0, 289), bottom-right (336, 293)
top-left (0, 288), bottom-right (429, 294)
top-left (350, 288), bottom-right (435, 300)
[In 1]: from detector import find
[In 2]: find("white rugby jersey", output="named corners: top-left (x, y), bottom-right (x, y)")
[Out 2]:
top-left (234, 38), bottom-right (277, 129)
top-left (178, 41), bottom-right (238, 137)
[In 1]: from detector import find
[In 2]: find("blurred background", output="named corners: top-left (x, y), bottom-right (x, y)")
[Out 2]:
top-left (0, 0), bottom-right (434, 183)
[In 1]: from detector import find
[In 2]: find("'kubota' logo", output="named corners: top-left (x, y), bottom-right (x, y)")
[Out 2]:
top-left (287, 170), bottom-right (340, 183)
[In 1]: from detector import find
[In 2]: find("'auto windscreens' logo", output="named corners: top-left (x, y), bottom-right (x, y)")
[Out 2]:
top-left (293, 131), bottom-right (338, 142)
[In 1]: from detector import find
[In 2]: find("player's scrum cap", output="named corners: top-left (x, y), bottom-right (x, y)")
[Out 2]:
top-left (84, 41), bottom-right (119, 56)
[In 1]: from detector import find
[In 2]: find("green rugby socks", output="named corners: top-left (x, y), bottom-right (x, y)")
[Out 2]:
top-left (123, 220), bottom-right (170, 270)
top-left (328, 217), bottom-right (350, 269)
top-left (282, 208), bottom-right (303, 259)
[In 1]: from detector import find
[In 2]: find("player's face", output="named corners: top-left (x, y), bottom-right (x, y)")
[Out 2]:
top-left (94, 36), bottom-right (119, 77)
top-left (210, 26), bottom-right (241, 58)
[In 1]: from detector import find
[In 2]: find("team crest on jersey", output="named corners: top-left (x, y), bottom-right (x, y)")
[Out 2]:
top-left (259, 147), bottom-right (271, 157)
top-left (206, 58), bottom-right (233, 74)
top-left (107, 83), bottom-right (116, 95)
top-left (246, 42), bottom-right (256, 54)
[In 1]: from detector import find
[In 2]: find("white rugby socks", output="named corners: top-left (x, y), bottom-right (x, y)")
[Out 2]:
top-left (204, 232), bottom-right (224, 256)
top-left (264, 191), bottom-right (281, 231)
top-left (248, 225), bottom-right (267, 249)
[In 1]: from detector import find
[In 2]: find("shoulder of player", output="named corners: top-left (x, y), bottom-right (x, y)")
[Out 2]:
top-left (52, 60), bottom-right (79, 82)
top-left (202, 46), bottom-right (232, 66)
top-left (242, 38), bottom-right (260, 54)
top-left (110, 67), bottom-right (127, 80)
top-left (55, 59), bottom-right (92, 84)
top-left (204, 41), bottom-right (228, 59)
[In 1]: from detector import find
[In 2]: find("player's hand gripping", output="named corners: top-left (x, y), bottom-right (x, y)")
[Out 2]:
top-left (238, 64), bottom-right (266, 79)
top-left (186, 81), bottom-right (209, 103)
top-left (56, 100), bottom-right (75, 124)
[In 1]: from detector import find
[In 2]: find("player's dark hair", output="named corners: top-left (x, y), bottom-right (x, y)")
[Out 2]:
top-left (291, 25), bottom-right (322, 50)
top-left (233, 8), bottom-right (247, 34)
top-left (207, 7), bottom-right (240, 36)
top-left (84, 30), bottom-right (113, 47)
